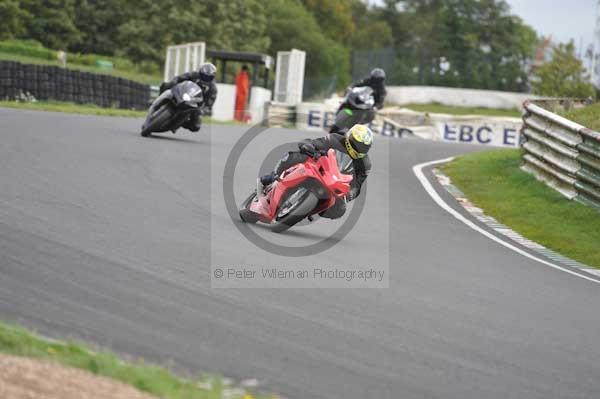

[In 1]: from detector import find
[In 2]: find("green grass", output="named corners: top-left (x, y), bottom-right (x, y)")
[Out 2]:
top-left (403, 103), bottom-right (522, 118)
top-left (563, 102), bottom-right (600, 131)
top-left (0, 100), bottom-right (147, 117)
top-left (0, 52), bottom-right (162, 85)
top-left (0, 40), bottom-right (162, 85)
top-left (0, 101), bottom-right (242, 125)
top-left (442, 149), bottom-right (600, 268)
top-left (0, 321), bottom-right (229, 399)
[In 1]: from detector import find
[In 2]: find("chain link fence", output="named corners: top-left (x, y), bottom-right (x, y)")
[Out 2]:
top-left (302, 75), bottom-right (338, 101)
top-left (352, 47), bottom-right (530, 92)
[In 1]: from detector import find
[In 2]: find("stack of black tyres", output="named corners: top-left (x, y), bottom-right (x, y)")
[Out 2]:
top-left (0, 61), bottom-right (151, 110)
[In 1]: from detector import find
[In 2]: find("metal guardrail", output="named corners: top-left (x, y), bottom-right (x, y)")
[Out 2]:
top-left (521, 100), bottom-right (600, 210)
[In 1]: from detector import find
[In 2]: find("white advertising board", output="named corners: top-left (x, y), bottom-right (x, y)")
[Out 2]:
top-left (434, 118), bottom-right (522, 148)
top-left (296, 102), bottom-right (413, 138)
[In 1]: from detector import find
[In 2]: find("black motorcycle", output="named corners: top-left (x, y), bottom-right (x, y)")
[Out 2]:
top-left (141, 81), bottom-right (204, 137)
top-left (329, 86), bottom-right (376, 134)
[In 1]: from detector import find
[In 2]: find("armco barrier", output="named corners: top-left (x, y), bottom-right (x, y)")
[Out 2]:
top-left (521, 100), bottom-right (600, 210)
top-left (0, 61), bottom-right (150, 110)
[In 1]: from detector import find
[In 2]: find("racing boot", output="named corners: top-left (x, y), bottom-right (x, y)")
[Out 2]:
top-left (182, 110), bottom-right (201, 132)
top-left (256, 173), bottom-right (275, 199)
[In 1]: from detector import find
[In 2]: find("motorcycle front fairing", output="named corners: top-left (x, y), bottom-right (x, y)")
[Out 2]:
top-left (346, 87), bottom-right (375, 110)
top-left (248, 149), bottom-right (352, 222)
top-left (171, 81), bottom-right (203, 109)
top-left (146, 89), bottom-right (174, 117)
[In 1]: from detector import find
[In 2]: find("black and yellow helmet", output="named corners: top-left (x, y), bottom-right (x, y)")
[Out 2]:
top-left (344, 124), bottom-right (373, 159)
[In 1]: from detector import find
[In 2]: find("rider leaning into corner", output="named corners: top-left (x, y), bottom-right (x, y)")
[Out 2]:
top-left (158, 62), bottom-right (218, 132)
top-left (257, 124), bottom-right (373, 219)
top-left (329, 68), bottom-right (387, 134)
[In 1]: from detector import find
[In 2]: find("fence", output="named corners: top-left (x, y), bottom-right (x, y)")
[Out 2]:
top-left (164, 42), bottom-right (205, 82)
top-left (302, 75), bottom-right (337, 101)
top-left (0, 61), bottom-right (150, 110)
top-left (351, 47), bottom-right (397, 82)
top-left (520, 100), bottom-right (600, 210)
top-left (351, 47), bottom-right (530, 92)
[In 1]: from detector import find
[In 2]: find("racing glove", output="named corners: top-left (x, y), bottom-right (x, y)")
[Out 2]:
top-left (200, 106), bottom-right (212, 116)
top-left (298, 141), bottom-right (317, 157)
top-left (159, 82), bottom-right (168, 94)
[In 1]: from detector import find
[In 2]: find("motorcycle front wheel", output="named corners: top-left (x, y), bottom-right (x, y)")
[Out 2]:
top-left (141, 103), bottom-right (173, 137)
top-left (239, 191), bottom-right (259, 224)
top-left (271, 189), bottom-right (319, 233)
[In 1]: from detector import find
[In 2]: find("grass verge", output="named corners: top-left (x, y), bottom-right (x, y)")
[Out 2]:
top-left (0, 100), bottom-right (146, 117)
top-left (0, 320), bottom-right (270, 399)
top-left (0, 40), bottom-right (162, 85)
top-left (442, 149), bottom-right (600, 268)
top-left (563, 102), bottom-right (600, 131)
top-left (403, 103), bottom-right (522, 118)
top-left (0, 100), bottom-right (241, 125)
top-left (0, 52), bottom-right (161, 86)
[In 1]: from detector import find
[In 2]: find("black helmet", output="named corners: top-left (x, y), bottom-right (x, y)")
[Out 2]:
top-left (198, 63), bottom-right (217, 84)
top-left (370, 68), bottom-right (386, 82)
top-left (344, 124), bottom-right (373, 159)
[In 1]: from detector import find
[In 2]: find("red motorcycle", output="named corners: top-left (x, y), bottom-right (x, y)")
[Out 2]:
top-left (239, 149), bottom-right (353, 233)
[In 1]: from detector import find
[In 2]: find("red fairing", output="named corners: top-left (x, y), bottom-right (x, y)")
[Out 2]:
top-left (248, 149), bottom-right (353, 223)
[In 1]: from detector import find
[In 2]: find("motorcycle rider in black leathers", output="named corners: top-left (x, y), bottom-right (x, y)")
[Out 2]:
top-left (159, 63), bottom-right (218, 132)
top-left (257, 124), bottom-right (373, 219)
top-left (352, 68), bottom-right (387, 109)
top-left (329, 68), bottom-right (387, 134)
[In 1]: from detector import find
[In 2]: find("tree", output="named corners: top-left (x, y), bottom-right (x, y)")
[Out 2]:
top-left (200, 0), bottom-right (270, 52)
top-left (0, 0), bottom-right (29, 40)
top-left (302, 0), bottom-right (356, 45)
top-left (533, 42), bottom-right (595, 98)
top-left (72, 0), bottom-right (134, 56)
top-left (18, 0), bottom-right (81, 50)
top-left (266, 0), bottom-right (349, 87)
top-left (0, 0), bottom-right (542, 93)
top-left (112, 0), bottom-right (270, 65)
top-left (376, 0), bottom-right (538, 90)
top-left (349, 1), bottom-right (393, 50)
top-left (115, 0), bottom-right (211, 64)
top-left (437, 0), bottom-right (537, 90)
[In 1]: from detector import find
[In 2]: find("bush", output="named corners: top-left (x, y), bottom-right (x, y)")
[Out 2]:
top-left (0, 39), bottom-right (55, 60)
top-left (0, 39), bottom-right (161, 80)
top-left (533, 42), bottom-right (595, 99)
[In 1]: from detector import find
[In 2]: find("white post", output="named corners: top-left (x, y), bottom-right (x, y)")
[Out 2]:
top-left (290, 49), bottom-right (306, 104)
top-left (164, 49), bottom-right (172, 82)
top-left (274, 51), bottom-right (285, 102)
top-left (192, 46), bottom-right (198, 71)
top-left (174, 49), bottom-right (181, 77)
top-left (164, 42), bottom-right (206, 81)
top-left (185, 44), bottom-right (191, 73)
top-left (274, 49), bottom-right (306, 104)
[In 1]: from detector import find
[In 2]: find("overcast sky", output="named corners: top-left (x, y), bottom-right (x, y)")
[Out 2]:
top-left (505, 0), bottom-right (596, 51)
top-left (369, 0), bottom-right (598, 52)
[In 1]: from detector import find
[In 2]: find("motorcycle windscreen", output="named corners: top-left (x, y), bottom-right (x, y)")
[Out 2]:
top-left (171, 81), bottom-right (203, 105)
top-left (336, 150), bottom-right (354, 175)
top-left (348, 87), bottom-right (374, 110)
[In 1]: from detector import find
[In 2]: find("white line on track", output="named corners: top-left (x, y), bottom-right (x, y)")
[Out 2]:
top-left (413, 157), bottom-right (600, 285)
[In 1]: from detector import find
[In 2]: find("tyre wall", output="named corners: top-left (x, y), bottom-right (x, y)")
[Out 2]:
top-left (0, 61), bottom-right (150, 110)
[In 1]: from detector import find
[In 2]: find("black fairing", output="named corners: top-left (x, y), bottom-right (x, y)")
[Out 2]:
top-left (171, 81), bottom-right (203, 107)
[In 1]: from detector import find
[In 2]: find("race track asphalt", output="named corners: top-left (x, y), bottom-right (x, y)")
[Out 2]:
top-left (1, 108), bottom-right (600, 399)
